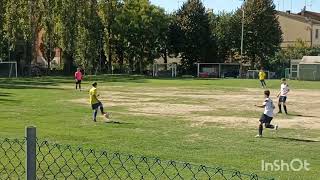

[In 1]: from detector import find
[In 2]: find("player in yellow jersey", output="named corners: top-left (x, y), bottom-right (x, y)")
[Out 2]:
top-left (89, 82), bottom-right (109, 122)
top-left (258, 68), bottom-right (267, 88)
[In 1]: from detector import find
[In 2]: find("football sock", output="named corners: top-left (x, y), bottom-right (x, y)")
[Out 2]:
top-left (278, 105), bottom-right (282, 113)
top-left (100, 106), bottom-right (105, 114)
top-left (93, 110), bottom-right (98, 121)
top-left (266, 124), bottom-right (275, 129)
top-left (259, 124), bottom-right (263, 135)
top-left (284, 105), bottom-right (288, 114)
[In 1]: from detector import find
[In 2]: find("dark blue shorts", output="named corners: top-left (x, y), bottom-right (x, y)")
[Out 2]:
top-left (76, 80), bottom-right (82, 84)
top-left (91, 102), bottom-right (102, 110)
top-left (279, 96), bottom-right (287, 103)
top-left (259, 114), bottom-right (273, 124)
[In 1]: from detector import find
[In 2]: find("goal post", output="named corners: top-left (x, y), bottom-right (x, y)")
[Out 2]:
top-left (152, 63), bottom-right (177, 77)
top-left (0, 61), bottom-right (18, 78)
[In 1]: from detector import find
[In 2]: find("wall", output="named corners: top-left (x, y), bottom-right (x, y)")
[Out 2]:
top-left (278, 15), bottom-right (312, 47)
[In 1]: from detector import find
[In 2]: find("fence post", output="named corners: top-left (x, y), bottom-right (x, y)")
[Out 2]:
top-left (26, 126), bottom-right (36, 180)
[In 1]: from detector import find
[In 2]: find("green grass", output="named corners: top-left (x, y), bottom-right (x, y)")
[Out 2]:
top-left (0, 75), bottom-right (320, 179)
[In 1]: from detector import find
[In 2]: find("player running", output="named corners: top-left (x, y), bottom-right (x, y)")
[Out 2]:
top-left (255, 90), bottom-right (278, 138)
top-left (277, 78), bottom-right (290, 115)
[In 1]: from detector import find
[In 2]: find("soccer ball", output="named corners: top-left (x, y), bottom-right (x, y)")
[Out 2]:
top-left (104, 112), bottom-right (110, 119)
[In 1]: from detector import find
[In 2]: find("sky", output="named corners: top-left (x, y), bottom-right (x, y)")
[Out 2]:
top-left (150, 0), bottom-right (320, 13)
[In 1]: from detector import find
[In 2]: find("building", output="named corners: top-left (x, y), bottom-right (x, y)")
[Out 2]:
top-left (277, 10), bottom-right (320, 47)
top-left (290, 56), bottom-right (320, 81)
top-left (298, 10), bottom-right (320, 21)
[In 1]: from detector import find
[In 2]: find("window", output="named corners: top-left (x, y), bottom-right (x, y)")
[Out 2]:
top-left (316, 29), bottom-right (319, 39)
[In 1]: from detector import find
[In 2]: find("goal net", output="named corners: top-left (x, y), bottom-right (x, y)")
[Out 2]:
top-left (0, 61), bottom-right (17, 78)
top-left (197, 63), bottom-right (240, 78)
top-left (246, 70), bottom-right (270, 79)
top-left (152, 63), bottom-right (177, 77)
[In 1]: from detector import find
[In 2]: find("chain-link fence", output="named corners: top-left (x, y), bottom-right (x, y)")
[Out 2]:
top-left (0, 138), bottom-right (25, 180)
top-left (1, 127), bottom-right (275, 180)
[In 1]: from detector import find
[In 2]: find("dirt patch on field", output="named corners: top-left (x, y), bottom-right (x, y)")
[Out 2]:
top-left (70, 87), bottom-right (320, 130)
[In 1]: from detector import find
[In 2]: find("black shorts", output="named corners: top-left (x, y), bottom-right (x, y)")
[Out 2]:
top-left (91, 102), bottom-right (102, 110)
top-left (259, 114), bottom-right (273, 124)
top-left (76, 80), bottom-right (82, 84)
top-left (279, 96), bottom-right (287, 103)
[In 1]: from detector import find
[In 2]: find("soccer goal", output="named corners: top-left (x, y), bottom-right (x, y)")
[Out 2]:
top-left (197, 63), bottom-right (240, 78)
top-left (152, 63), bottom-right (177, 77)
top-left (0, 61), bottom-right (18, 78)
top-left (246, 70), bottom-right (270, 79)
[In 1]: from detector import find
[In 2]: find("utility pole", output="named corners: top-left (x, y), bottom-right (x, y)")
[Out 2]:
top-left (240, 0), bottom-right (245, 78)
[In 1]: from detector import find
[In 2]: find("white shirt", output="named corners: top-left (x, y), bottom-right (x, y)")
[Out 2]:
top-left (263, 98), bottom-right (274, 117)
top-left (280, 83), bottom-right (290, 97)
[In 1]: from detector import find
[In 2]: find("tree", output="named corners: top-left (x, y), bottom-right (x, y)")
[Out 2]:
top-left (174, 0), bottom-right (215, 73)
top-left (231, 0), bottom-right (282, 69)
top-left (113, 0), bottom-right (169, 74)
top-left (74, 0), bottom-right (102, 74)
top-left (3, 0), bottom-right (35, 74)
top-left (211, 12), bottom-right (235, 62)
top-left (0, 0), bottom-right (7, 61)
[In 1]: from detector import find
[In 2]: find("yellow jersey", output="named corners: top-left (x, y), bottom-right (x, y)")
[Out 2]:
top-left (89, 87), bottom-right (99, 105)
top-left (259, 71), bottom-right (266, 80)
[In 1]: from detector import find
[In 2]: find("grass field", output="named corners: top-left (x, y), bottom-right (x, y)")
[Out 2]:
top-left (0, 75), bottom-right (320, 179)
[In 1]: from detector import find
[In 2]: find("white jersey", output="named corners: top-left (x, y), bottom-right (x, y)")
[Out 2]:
top-left (263, 98), bottom-right (274, 117)
top-left (280, 84), bottom-right (290, 97)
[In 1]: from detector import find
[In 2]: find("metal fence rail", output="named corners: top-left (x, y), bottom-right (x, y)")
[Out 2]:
top-left (0, 127), bottom-right (275, 180)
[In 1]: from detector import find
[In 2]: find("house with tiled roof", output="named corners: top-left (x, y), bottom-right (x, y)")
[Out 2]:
top-left (277, 10), bottom-right (320, 48)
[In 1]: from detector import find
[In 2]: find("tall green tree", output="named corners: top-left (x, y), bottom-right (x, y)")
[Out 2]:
top-left (114, 0), bottom-right (169, 73)
top-left (174, 0), bottom-right (215, 73)
top-left (231, 0), bottom-right (282, 68)
top-left (74, 0), bottom-right (102, 74)
top-left (0, 1), bottom-right (7, 61)
top-left (212, 12), bottom-right (235, 62)
top-left (3, 0), bottom-right (34, 74)
top-left (99, 0), bottom-right (119, 73)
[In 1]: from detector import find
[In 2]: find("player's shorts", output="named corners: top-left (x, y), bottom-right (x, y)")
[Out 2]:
top-left (91, 102), bottom-right (102, 110)
top-left (279, 96), bottom-right (287, 103)
top-left (259, 114), bottom-right (273, 124)
top-left (76, 80), bottom-right (82, 84)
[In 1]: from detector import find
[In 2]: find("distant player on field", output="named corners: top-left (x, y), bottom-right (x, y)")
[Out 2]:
top-left (74, 68), bottom-right (83, 91)
top-left (255, 90), bottom-right (278, 138)
top-left (277, 78), bottom-right (290, 115)
top-left (258, 68), bottom-right (267, 88)
top-left (89, 82), bottom-right (109, 122)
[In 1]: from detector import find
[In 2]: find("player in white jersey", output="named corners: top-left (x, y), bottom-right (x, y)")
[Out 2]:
top-left (255, 90), bottom-right (278, 138)
top-left (277, 78), bottom-right (290, 114)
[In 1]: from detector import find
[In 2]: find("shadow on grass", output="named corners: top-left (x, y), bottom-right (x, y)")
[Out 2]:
top-left (0, 92), bottom-right (12, 97)
top-left (0, 98), bottom-right (20, 102)
top-left (85, 75), bottom-right (148, 83)
top-left (265, 137), bottom-right (320, 143)
top-left (288, 114), bottom-right (320, 118)
top-left (105, 120), bottom-right (132, 125)
top-left (0, 77), bottom-right (71, 90)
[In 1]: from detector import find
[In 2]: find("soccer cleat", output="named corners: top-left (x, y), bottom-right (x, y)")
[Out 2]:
top-left (278, 111), bottom-right (282, 114)
top-left (255, 134), bottom-right (262, 138)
